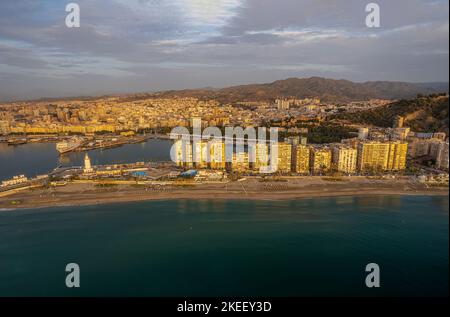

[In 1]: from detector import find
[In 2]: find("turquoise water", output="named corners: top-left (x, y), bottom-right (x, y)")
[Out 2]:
top-left (0, 139), bottom-right (172, 181)
top-left (0, 196), bottom-right (448, 297)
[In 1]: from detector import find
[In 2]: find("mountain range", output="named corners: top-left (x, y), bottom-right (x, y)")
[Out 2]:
top-left (145, 77), bottom-right (449, 103)
top-left (3, 77), bottom-right (448, 104)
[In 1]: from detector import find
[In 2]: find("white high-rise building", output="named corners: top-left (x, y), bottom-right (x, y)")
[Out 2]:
top-left (436, 142), bottom-right (449, 171)
top-left (358, 128), bottom-right (369, 140)
top-left (173, 139), bottom-right (193, 168)
top-left (276, 99), bottom-right (290, 110)
top-left (193, 141), bottom-right (208, 169)
top-left (209, 140), bottom-right (226, 170)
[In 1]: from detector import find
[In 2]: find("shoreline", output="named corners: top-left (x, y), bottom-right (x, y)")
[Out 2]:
top-left (3, 191), bottom-right (449, 212)
top-left (0, 177), bottom-right (448, 210)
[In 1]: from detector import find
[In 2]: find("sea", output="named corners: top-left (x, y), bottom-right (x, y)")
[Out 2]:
top-left (0, 139), bottom-right (173, 181)
top-left (0, 142), bottom-right (448, 297)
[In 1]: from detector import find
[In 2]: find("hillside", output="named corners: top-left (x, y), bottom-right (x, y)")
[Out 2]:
top-left (331, 95), bottom-right (449, 133)
top-left (146, 77), bottom-right (448, 103)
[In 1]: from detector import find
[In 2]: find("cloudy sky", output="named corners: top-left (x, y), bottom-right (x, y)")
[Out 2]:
top-left (0, 0), bottom-right (448, 101)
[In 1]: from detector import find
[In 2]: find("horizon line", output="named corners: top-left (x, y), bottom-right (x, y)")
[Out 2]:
top-left (1, 76), bottom-right (449, 104)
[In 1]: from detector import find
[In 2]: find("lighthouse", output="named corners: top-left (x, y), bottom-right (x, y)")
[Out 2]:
top-left (84, 153), bottom-right (93, 174)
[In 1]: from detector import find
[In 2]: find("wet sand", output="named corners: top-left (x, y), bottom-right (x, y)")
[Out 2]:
top-left (0, 176), bottom-right (448, 210)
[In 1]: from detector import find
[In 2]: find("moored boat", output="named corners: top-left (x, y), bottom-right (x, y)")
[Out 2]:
top-left (7, 138), bottom-right (27, 146)
top-left (56, 137), bottom-right (83, 154)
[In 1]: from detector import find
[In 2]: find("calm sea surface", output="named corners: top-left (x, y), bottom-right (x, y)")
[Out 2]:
top-left (0, 139), bottom-right (173, 181)
top-left (0, 196), bottom-right (448, 297)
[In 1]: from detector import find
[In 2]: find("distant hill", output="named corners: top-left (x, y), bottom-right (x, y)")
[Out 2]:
top-left (3, 77), bottom-right (448, 104)
top-left (331, 95), bottom-right (449, 134)
top-left (147, 77), bottom-right (449, 103)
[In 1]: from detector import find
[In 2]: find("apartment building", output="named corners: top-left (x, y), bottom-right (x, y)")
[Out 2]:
top-left (332, 145), bottom-right (357, 174)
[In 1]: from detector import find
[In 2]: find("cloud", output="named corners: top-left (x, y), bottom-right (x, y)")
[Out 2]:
top-left (0, 0), bottom-right (448, 100)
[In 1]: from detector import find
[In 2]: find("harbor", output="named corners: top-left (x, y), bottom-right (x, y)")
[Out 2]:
top-left (1, 132), bottom-right (172, 155)
top-left (56, 134), bottom-right (157, 154)
top-left (0, 138), bottom-right (174, 181)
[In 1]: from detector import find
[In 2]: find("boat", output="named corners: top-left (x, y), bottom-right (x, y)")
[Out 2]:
top-left (56, 137), bottom-right (83, 154)
top-left (7, 138), bottom-right (27, 146)
top-left (129, 135), bottom-right (150, 144)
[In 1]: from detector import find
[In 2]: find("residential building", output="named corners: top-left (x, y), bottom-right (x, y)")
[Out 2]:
top-left (292, 145), bottom-right (310, 174)
top-left (209, 140), bottom-right (226, 170)
top-left (310, 146), bottom-right (332, 174)
top-left (232, 151), bottom-right (249, 173)
top-left (272, 142), bottom-right (292, 174)
top-left (387, 142), bottom-right (408, 171)
top-left (358, 141), bottom-right (408, 172)
top-left (332, 145), bottom-right (357, 174)
top-left (357, 142), bottom-right (390, 172)
top-left (250, 143), bottom-right (269, 171)
top-left (0, 120), bottom-right (10, 135)
top-left (193, 141), bottom-right (208, 169)
top-left (358, 128), bottom-right (369, 140)
top-left (436, 142), bottom-right (449, 171)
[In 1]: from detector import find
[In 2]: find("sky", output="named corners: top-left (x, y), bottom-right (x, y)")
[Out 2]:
top-left (0, 0), bottom-right (448, 101)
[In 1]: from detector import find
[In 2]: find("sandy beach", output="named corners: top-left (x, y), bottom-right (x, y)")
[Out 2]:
top-left (0, 176), bottom-right (448, 210)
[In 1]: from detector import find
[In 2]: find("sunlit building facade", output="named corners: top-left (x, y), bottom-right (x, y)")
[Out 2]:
top-left (358, 141), bottom-right (408, 172)
top-left (293, 145), bottom-right (310, 174)
top-left (193, 141), bottom-right (208, 169)
top-left (209, 140), bottom-right (226, 170)
top-left (250, 143), bottom-right (269, 171)
top-left (310, 147), bottom-right (332, 175)
top-left (387, 142), bottom-right (408, 171)
top-left (232, 151), bottom-right (249, 173)
top-left (332, 146), bottom-right (357, 174)
top-left (272, 142), bottom-right (292, 174)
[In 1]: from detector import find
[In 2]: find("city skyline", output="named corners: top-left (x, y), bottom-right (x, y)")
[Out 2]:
top-left (0, 0), bottom-right (449, 101)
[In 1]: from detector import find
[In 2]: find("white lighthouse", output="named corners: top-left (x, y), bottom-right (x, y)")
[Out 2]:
top-left (84, 153), bottom-right (93, 174)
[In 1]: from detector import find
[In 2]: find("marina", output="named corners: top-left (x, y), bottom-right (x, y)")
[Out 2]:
top-left (0, 138), bottom-right (174, 181)
top-left (56, 134), bottom-right (153, 154)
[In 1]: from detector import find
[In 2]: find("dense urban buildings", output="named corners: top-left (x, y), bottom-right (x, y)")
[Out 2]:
top-left (0, 96), bottom-right (337, 136)
top-left (1, 93), bottom-right (449, 184)
top-left (97, 120), bottom-right (446, 176)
